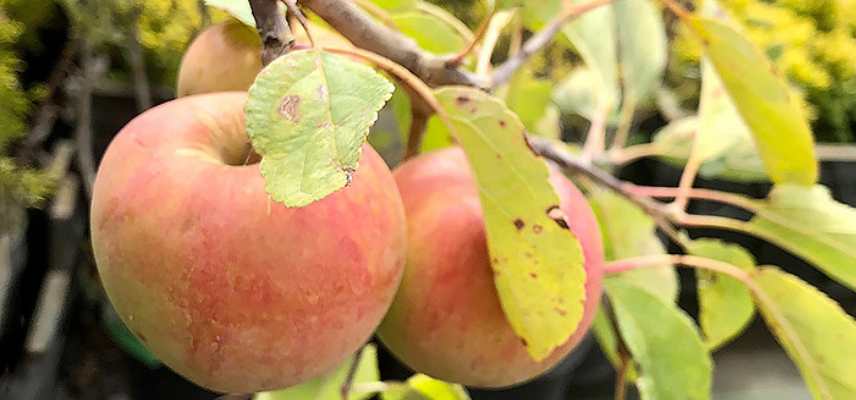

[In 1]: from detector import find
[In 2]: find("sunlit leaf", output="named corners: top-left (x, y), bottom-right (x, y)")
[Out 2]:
top-left (614, 0), bottom-right (667, 102)
top-left (245, 49), bottom-right (394, 207)
top-left (434, 87), bottom-right (587, 361)
top-left (205, 0), bottom-right (256, 27)
top-left (687, 16), bottom-right (817, 185)
top-left (533, 105), bottom-right (561, 140)
top-left (686, 239), bottom-right (756, 350)
top-left (753, 268), bottom-right (856, 399)
top-left (391, 12), bottom-right (466, 55)
top-left (552, 67), bottom-right (600, 121)
top-left (381, 374), bottom-right (470, 400)
top-left (588, 189), bottom-right (677, 302)
top-left (255, 345), bottom-right (379, 400)
top-left (746, 184), bottom-right (856, 290)
top-left (607, 280), bottom-right (713, 400)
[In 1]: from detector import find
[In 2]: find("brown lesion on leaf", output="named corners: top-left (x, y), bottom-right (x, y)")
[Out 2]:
top-left (532, 224), bottom-right (543, 234)
top-left (546, 205), bottom-right (569, 230)
top-left (519, 337), bottom-right (528, 347)
top-left (456, 95), bottom-right (470, 105)
top-left (513, 218), bottom-right (525, 230)
top-left (554, 307), bottom-right (567, 316)
top-left (529, 272), bottom-right (538, 279)
top-left (279, 95), bottom-right (301, 122)
top-left (499, 119), bottom-right (507, 128)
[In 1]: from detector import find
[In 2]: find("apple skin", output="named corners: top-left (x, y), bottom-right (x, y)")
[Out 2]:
top-left (377, 147), bottom-right (604, 388)
top-left (176, 20), bottom-right (263, 97)
top-left (90, 92), bottom-right (406, 393)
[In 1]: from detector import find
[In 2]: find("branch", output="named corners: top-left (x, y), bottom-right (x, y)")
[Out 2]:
top-left (490, 0), bottom-right (613, 88)
top-left (340, 345), bottom-right (366, 400)
top-left (445, 10), bottom-right (495, 68)
top-left (301, 0), bottom-right (487, 88)
top-left (404, 108), bottom-right (430, 160)
top-left (249, 0), bottom-right (295, 65)
top-left (73, 40), bottom-right (108, 200)
top-left (527, 136), bottom-right (684, 247)
top-left (125, 5), bottom-right (152, 111)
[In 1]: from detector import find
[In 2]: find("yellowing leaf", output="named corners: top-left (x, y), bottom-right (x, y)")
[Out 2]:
top-left (255, 345), bottom-right (380, 400)
top-left (245, 49), bottom-right (394, 207)
top-left (607, 280), bottom-right (713, 400)
top-left (687, 239), bottom-right (756, 350)
top-left (687, 16), bottom-right (817, 185)
top-left (435, 87), bottom-right (586, 361)
top-left (746, 184), bottom-right (856, 290)
top-left (753, 268), bottom-right (856, 400)
top-left (380, 374), bottom-right (469, 400)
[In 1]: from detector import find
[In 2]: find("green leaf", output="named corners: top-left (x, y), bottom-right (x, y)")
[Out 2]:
top-left (255, 345), bottom-right (380, 400)
top-left (686, 239), bottom-right (756, 350)
top-left (746, 184), bottom-right (856, 290)
top-left (434, 87), bottom-right (587, 361)
top-left (687, 16), bottom-right (817, 185)
top-left (552, 67), bottom-right (601, 121)
top-left (588, 189), bottom-right (677, 302)
top-left (753, 268), bottom-right (856, 400)
top-left (533, 105), bottom-right (561, 140)
top-left (503, 68), bottom-right (553, 135)
top-left (381, 374), bottom-right (470, 400)
top-left (370, 0), bottom-right (416, 11)
top-left (607, 280), bottom-right (713, 400)
top-left (652, 116), bottom-right (767, 182)
top-left (204, 0), bottom-right (256, 27)
top-left (614, 0), bottom-right (667, 102)
top-left (390, 12), bottom-right (466, 55)
top-left (562, 3), bottom-right (619, 113)
top-left (245, 49), bottom-right (394, 207)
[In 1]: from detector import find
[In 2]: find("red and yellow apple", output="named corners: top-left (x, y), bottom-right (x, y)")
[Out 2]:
top-left (176, 20), bottom-right (263, 97)
top-left (176, 19), bottom-right (355, 98)
top-left (377, 147), bottom-right (604, 388)
top-left (90, 92), bottom-right (406, 393)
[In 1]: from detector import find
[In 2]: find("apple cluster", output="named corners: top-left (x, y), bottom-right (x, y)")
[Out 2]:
top-left (90, 21), bottom-right (604, 394)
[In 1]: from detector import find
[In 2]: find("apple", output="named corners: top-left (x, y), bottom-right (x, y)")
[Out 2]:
top-left (176, 20), bottom-right (356, 98)
top-left (176, 20), bottom-right (263, 97)
top-left (377, 147), bottom-right (604, 388)
top-left (90, 92), bottom-right (407, 393)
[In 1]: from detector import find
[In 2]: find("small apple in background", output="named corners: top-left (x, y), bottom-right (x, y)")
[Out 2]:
top-left (90, 92), bottom-right (407, 393)
top-left (176, 19), bottom-right (355, 98)
top-left (176, 20), bottom-right (262, 97)
top-left (377, 147), bottom-right (604, 388)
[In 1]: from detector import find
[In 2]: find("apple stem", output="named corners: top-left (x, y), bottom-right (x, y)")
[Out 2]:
top-left (280, 0), bottom-right (314, 48)
top-left (249, 0), bottom-right (296, 65)
top-left (340, 345), bottom-right (366, 400)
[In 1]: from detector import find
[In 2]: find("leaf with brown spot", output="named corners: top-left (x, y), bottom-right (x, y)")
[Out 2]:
top-left (246, 49), bottom-right (394, 207)
top-left (435, 87), bottom-right (587, 362)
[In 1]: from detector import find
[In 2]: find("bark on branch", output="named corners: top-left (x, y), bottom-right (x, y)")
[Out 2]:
top-left (249, 0), bottom-right (295, 65)
top-left (300, 0), bottom-right (487, 88)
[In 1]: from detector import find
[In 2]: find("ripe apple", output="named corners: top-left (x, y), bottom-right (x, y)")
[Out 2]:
top-left (377, 147), bottom-right (604, 388)
top-left (90, 92), bottom-right (406, 393)
top-left (176, 20), bottom-right (263, 97)
top-left (176, 20), bottom-right (355, 98)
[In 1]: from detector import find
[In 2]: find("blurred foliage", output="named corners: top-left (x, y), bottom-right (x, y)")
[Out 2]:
top-left (0, 0), bottom-right (53, 229)
top-left (674, 0), bottom-right (856, 142)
